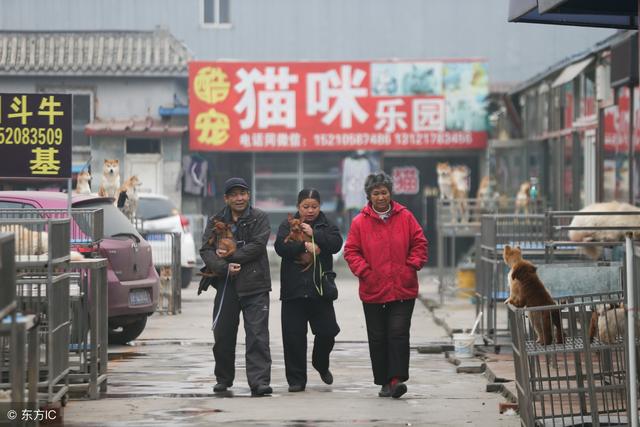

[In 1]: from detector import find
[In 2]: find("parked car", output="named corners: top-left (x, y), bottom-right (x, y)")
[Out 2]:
top-left (0, 191), bottom-right (159, 345)
top-left (135, 194), bottom-right (197, 288)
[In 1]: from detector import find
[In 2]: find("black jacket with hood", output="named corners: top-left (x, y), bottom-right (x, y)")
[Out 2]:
top-left (274, 211), bottom-right (343, 301)
top-left (200, 205), bottom-right (271, 297)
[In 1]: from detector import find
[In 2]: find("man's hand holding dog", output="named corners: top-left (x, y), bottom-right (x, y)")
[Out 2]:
top-left (228, 263), bottom-right (241, 275)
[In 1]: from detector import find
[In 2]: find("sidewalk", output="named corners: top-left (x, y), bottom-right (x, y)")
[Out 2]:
top-left (417, 269), bottom-right (519, 407)
top-left (61, 263), bottom-right (520, 426)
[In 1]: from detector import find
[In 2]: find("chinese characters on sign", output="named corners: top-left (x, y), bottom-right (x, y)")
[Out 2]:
top-left (392, 167), bottom-right (420, 195)
top-left (189, 61), bottom-right (488, 152)
top-left (0, 93), bottom-right (71, 178)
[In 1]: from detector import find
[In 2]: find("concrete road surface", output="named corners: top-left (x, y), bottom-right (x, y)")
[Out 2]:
top-left (63, 265), bottom-right (519, 426)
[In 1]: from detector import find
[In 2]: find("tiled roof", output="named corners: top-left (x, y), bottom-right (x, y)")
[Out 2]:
top-left (85, 118), bottom-right (188, 137)
top-left (0, 29), bottom-right (190, 77)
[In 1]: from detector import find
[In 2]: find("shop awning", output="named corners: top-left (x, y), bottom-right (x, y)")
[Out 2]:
top-left (538, 0), bottom-right (636, 16)
top-left (551, 57), bottom-right (594, 87)
top-left (508, 0), bottom-right (637, 29)
top-left (85, 119), bottom-right (188, 137)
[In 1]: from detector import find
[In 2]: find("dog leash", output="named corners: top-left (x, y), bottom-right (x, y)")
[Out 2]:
top-left (311, 234), bottom-right (323, 297)
top-left (211, 268), bottom-right (231, 331)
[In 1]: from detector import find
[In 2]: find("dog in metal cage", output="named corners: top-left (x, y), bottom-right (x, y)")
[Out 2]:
top-left (568, 201), bottom-right (640, 260)
top-left (503, 245), bottom-right (563, 345)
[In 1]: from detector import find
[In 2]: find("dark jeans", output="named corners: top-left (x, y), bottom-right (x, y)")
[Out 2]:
top-left (212, 283), bottom-right (271, 389)
top-left (281, 298), bottom-right (340, 386)
top-left (362, 299), bottom-right (415, 385)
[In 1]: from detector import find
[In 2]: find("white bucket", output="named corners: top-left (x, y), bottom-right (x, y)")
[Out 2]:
top-left (453, 333), bottom-right (476, 359)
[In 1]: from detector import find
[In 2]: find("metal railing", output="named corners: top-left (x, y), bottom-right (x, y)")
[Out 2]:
top-left (509, 290), bottom-right (638, 426)
top-left (138, 231), bottom-right (181, 315)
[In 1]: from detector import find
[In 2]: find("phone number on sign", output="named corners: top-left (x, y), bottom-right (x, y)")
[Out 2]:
top-left (0, 127), bottom-right (63, 145)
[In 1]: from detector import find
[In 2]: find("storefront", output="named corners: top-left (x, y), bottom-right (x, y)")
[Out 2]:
top-left (500, 33), bottom-right (635, 210)
top-left (188, 59), bottom-right (489, 263)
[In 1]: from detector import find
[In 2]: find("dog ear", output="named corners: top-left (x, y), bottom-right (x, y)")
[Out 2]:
top-left (287, 213), bottom-right (294, 221)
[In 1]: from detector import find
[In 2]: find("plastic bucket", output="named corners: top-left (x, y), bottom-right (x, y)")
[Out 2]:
top-left (453, 333), bottom-right (475, 359)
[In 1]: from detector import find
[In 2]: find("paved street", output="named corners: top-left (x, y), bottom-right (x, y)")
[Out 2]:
top-left (63, 264), bottom-right (520, 426)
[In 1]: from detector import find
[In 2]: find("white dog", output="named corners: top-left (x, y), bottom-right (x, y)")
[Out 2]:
top-left (568, 201), bottom-right (640, 259)
top-left (0, 225), bottom-right (48, 255)
top-left (98, 159), bottom-right (121, 199)
top-left (74, 170), bottom-right (92, 195)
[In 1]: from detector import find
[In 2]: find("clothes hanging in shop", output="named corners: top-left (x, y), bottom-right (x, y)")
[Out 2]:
top-left (341, 154), bottom-right (371, 210)
top-left (180, 155), bottom-right (210, 196)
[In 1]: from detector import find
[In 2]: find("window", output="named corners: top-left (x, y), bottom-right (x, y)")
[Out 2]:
top-left (126, 139), bottom-right (161, 154)
top-left (253, 152), bottom-right (342, 234)
top-left (202, 0), bottom-right (231, 26)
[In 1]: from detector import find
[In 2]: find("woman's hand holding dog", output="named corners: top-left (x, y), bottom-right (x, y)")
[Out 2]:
top-left (301, 223), bottom-right (314, 237)
top-left (304, 241), bottom-right (320, 254)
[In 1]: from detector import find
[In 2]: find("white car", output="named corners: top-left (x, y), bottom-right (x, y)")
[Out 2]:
top-left (136, 194), bottom-right (197, 288)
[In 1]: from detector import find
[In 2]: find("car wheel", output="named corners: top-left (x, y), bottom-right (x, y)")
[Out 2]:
top-left (108, 316), bottom-right (148, 345)
top-left (181, 267), bottom-right (193, 289)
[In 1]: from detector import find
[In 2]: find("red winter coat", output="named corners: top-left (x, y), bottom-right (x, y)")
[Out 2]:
top-left (344, 201), bottom-right (428, 303)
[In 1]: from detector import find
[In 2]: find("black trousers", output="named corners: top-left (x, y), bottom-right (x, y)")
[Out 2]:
top-left (362, 299), bottom-right (415, 385)
top-left (281, 298), bottom-right (340, 387)
top-left (212, 283), bottom-right (271, 389)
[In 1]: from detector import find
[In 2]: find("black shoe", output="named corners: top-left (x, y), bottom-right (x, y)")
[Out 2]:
top-left (390, 382), bottom-right (407, 399)
top-left (288, 384), bottom-right (305, 392)
top-left (213, 383), bottom-right (229, 393)
top-left (251, 384), bottom-right (273, 397)
top-left (378, 384), bottom-right (391, 397)
top-left (319, 369), bottom-right (333, 385)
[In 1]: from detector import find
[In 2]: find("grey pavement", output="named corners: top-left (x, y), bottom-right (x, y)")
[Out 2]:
top-left (62, 261), bottom-right (520, 426)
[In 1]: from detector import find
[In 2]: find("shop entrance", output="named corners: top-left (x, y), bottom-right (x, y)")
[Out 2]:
top-left (383, 154), bottom-right (481, 267)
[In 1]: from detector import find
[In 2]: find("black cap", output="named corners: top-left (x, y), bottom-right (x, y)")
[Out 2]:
top-left (224, 177), bottom-right (250, 194)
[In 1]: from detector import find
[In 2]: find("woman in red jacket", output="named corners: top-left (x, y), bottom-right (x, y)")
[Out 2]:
top-left (344, 172), bottom-right (428, 399)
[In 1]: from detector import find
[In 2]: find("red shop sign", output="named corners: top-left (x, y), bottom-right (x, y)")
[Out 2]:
top-left (189, 60), bottom-right (489, 152)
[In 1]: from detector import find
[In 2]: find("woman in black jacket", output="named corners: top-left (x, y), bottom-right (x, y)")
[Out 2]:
top-left (274, 189), bottom-right (343, 392)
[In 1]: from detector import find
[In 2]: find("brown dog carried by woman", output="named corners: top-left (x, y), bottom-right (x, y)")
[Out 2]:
top-left (283, 214), bottom-right (314, 271)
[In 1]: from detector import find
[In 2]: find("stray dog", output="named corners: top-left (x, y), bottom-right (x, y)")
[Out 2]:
top-left (514, 181), bottom-right (531, 215)
top-left (98, 159), bottom-right (121, 199)
top-left (503, 245), bottom-right (563, 345)
top-left (199, 219), bottom-right (237, 278)
top-left (284, 214), bottom-right (313, 272)
top-left (117, 175), bottom-right (142, 219)
top-left (589, 303), bottom-right (640, 344)
top-left (437, 162), bottom-right (469, 222)
top-left (568, 201), bottom-right (640, 260)
top-left (74, 170), bottom-right (92, 195)
top-left (0, 225), bottom-right (48, 256)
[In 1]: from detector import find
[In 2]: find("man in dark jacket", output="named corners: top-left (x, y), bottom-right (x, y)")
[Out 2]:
top-left (200, 177), bottom-right (273, 397)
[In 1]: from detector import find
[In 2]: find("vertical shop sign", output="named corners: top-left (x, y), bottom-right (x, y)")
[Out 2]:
top-left (0, 93), bottom-right (72, 178)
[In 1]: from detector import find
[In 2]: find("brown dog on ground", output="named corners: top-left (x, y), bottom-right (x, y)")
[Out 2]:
top-left (199, 219), bottom-right (237, 278)
top-left (503, 245), bottom-right (563, 345)
top-left (284, 214), bottom-right (313, 272)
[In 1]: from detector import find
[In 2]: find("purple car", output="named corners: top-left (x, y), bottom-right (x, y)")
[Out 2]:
top-left (0, 191), bottom-right (159, 344)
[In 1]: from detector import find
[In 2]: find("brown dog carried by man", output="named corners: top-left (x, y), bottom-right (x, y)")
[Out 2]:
top-left (503, 245), bottom-right (563, 345)
top-left (198, 219), bottom-right (237, 279)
